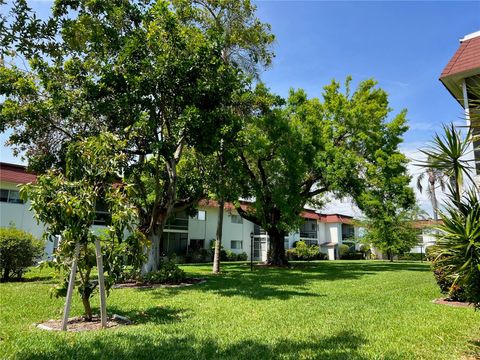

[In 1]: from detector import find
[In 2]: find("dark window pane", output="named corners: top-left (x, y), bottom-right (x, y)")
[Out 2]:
top-left (0, 189), bottom-right (8, 202)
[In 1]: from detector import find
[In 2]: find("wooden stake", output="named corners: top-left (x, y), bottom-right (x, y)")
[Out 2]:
top-left (61, 243), bottom-right (80, 331)
top-left (95, 238), bottom-right (107, 329)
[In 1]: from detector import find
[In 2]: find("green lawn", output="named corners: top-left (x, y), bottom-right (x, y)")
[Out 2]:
top-left (0, 261), bottom-right (479, 360)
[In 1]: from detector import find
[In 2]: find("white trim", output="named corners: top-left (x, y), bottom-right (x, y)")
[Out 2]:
top-left (461, 30), bottom-right (480, 42)
top-left (462, 79), bottom-right (471, 126)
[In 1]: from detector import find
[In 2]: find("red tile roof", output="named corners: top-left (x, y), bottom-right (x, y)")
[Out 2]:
top-left (0, 162), bottom-right (37, 184)
top-left (198, 199), bottom-right (250, 212)
top-left (199, 199), bottom-right (354, 223)
top-left (412, 219), bottom-right (443, 229)
top-left (318, 214), bottom-right (353, 224)
top-left (440, 35), bottom-right (480, 79)
top-left (300, 210), bottom-right (319, 220)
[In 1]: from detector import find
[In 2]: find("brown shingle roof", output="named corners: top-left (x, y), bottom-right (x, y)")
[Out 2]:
top-left (440, 35), bottom-right (480, 79)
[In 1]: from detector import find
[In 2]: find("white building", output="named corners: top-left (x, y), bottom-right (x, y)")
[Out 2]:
top-left (0, 162), bottom-right (360, 261)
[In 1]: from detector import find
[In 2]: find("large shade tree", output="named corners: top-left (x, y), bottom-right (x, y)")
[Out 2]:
top-left (174, 0), bottom-right (274, 274)
top-left (234, 79), bottom-right (413, 265)
top-left (0, 0), bottom-right (270, 271)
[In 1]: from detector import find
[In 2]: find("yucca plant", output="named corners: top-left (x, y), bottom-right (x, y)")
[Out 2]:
top-left (418, 123), bottom-right (473, 203)
top-left (432, 189), bottom-right (480, 308)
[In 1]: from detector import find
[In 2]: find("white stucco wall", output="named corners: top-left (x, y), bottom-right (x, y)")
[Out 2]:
top-left (191, 206), bottom-right (255, 259)
top-left (0, 181), bottom-right (48, 253)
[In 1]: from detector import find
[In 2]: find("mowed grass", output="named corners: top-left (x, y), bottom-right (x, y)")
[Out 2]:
top-left (0, 261), bottom-right (479, 360)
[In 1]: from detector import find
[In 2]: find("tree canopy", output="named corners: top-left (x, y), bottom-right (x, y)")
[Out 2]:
top-left (234, 79), bottom-right (413, 265)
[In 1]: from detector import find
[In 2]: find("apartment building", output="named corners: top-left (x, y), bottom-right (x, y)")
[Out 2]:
top-left (0, 162), bottom-right (359, 261)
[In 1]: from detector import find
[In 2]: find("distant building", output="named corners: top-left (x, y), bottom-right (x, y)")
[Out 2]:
top-left (0, 162), bottom-right (359, 261)
top-left (440, 30), bottom-right (480, 190)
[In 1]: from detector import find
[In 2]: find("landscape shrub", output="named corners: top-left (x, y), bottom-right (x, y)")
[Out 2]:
top-left (142, 260), bottom-right (186, 284)
top-left (236, 252), bottom-right (248, 261)
top-left (286, 241), bottom-right (326, 261)
top-left (338, 244), bottom-right (350, 258)
top-left (0, 227), bottom-right (44, 281)
top-left (340, 251), bottom-right (364, 260)
top-left (186, 248), bottom-right (212, 263)
top-left (398, 252), bottom-right (427, 261)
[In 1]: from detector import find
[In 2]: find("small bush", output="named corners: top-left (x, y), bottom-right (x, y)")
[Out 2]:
top-left (286, 241), bottom-right (326, 261)
top-left (186, 248), bottom-right (212, 263)
top-left (340, 251), bottom-right (364, 260)
top-left (236, 252), bottom-right (248, 261)
top-left (142, 260), bottom-right (186, 284)
top-left (398, 252), bottom-right (427, 261)
top-left (0, 227), bottom-right (44, 281)
top-left (338, 244), bottom-right (350, 258)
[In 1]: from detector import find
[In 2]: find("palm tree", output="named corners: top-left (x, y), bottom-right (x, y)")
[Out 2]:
top-left (418, 123), bottom-right (473, 203)
top-left (416, 160), bottom-right (447, 221)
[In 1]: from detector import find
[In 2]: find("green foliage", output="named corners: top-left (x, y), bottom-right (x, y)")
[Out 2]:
top-left (286, 241), bottom-right (326, 261)
top-left (235, 252), bottom-right (248, 261)
top-left (186, 248), bottom-right (213, 263)
top-left (419, 123), bottom-right (479, 308)
top-left (397, 252), bottom-right (427, 261)
top-left (418, 124), bottom-right (473, 202)
top-left (141, 260), bottom-right (186, 284)
top-left (0, 227), bottom-right (44, 281)
top-left (21, 134), bottom-right (143, 319)
top-left (428, 253), bottom-right (466, 302)
top-left (1, 0), bottom-right (272, 272)
top-left (338, 244), bottom-right (350, 257)
top-left (431, 190), bottom-right (480, 308)
top-left (235, 78), bottom-right (411, 265)
top-left (362, 206), bottom-right (421, 261)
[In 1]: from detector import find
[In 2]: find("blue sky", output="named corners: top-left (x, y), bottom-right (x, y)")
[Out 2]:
top-left (1, 0), bottom-right (479, 216)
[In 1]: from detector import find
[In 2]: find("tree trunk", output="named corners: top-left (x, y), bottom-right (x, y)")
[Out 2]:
top-left (428, 177), bottom-right (438, 222)
top-left (387, 249), bottom-right (393, 262)
top-left (213, 197), bottom-right (224, 274)
top-left (143, 142), bottom-right (184, 272)
top-left (144, 232), bottom-right (161, 273)
top-left (267, 228), bottom-right (288, 266)
top-left (2, 267), bottom-right (9, 282)
top-left (82, 294), bottom-right (93, 321)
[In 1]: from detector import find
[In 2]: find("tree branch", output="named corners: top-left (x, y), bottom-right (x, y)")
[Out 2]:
top-left (236, 205), bottom-right (260, 226)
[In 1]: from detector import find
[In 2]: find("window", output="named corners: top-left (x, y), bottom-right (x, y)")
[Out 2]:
top-left (0, 189), bottom-right (8, 202)
top-left (189, 239), bottom-right (205, 250)
top-left (94, 200), bottom-right (111, 226)
top-left (231, 214), bottom-right (243, 224)
top-left (231, 240), bottom-right (243, 250)
top-left (192, 210), bottom-right (206, 221)
top-left (0, 189), bottom-right (24, 204)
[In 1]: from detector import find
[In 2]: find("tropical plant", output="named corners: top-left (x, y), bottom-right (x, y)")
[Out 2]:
top-left (431, 189), bottom-right (480, 308)
top-left (418, 122), bottom-right (480, 307)
top-left (0, 227), bottom-right (44, 281)
top-left (0, 0), bottom-right (268, 273)
top-left (21, 134), bottom-right (145, 327)
top-left (418, 123), bottom-right (473, 202)
top-left (416, 157), bottom-right (448, 221)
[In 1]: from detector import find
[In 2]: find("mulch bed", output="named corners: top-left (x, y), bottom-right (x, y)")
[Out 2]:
top-left (36, 314), bottom-right (132, 332)
top-left (432, 298), bottom-right (475, 308)
top-left (113, 277), bottom-right (206, 289)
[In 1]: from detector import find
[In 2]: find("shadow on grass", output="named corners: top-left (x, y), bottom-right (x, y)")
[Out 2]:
top-left (17, 330), bottom-right (370, 360)
top-left (105, 305), bottom-right (189, 325)
top-left (151, 261), bottom-right (430, 301)
top-left (467, 339), bottom-right (480, 358)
